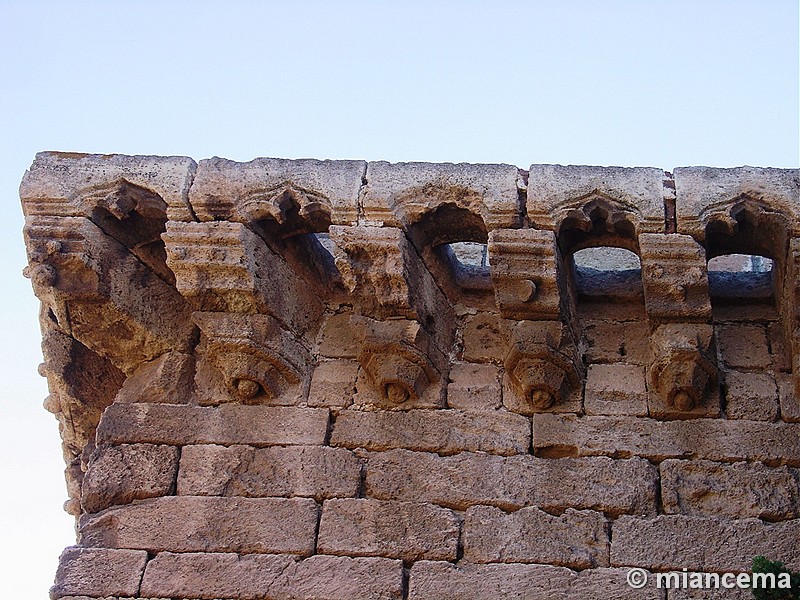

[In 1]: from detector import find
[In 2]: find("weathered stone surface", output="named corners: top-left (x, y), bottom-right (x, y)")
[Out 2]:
top-left (582, 319), bottom-right (650, 365)
top-left (585, 364), bottom-right (648, 416)
top-left (97, 403), bottom-right (329, 447)
top-left (667, 583), bottom-right (754, 599)
top-left (660, 459), bottom-right (800, 520)
top-left (409, 561), bottom-right (661, 600)
top-left (461, 312), bottom-right (506, 363)
top-left (446, 362), bottom-right (502, 410)
top-left (308, 360), bottom-right (359, 407)
top-left (189, 156), bottom-right (366, 226)
top-left (51, 547), bottom-right (148, 599)
top-left (316, 312), bottom-right (362, 358)
top-left (527, 164), bottom-right (665, 235)
top-left (82, 444), bottom-right (179, 513)
top-left (725, 371), bottom-right (778, 421)
top-left (114, 352), bottom-right (194, 404)
top-left (331, 409), bottom-right (530, 456)
top-left (318, 499), bottom-right (459, 561)
top-left (778, 374), bottom-right (800, 422)
top-left (464, 505), bottom-right (609, 568)
top-left (80, 496), bottom-right (318, 555)
top-left (362, 160), bottom-right (521, 230)
top-left (365, 449), bottom-right (657, 515)
top-left (611, 515), bottom-right (800, 572)
top-left (141, 552), bottom-right (403, 600)
top-left (673, 166), bottom-right (800, 238)
top-left (716, 323), bottom-right (772, 370)
top-left (177, 444), bottom-right (361, 500)
top-left (533, 414), bottom-right (800, 466)
top-left (20, 151), bottom-right (197, 221)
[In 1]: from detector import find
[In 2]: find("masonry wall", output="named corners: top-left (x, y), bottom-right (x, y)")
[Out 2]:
top-left (21, 153), bottom-right (800, 599)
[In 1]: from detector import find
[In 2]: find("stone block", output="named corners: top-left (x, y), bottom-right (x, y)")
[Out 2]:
top-left (527, 164), bottom-right (665, 234)
top-left (725, 371), bottom-right (778, 421)
top-left (316, 312), bottom-right (362, 358)
top-left (51, 547), bottom-right (148, 599)
top-left (331, 409), bottom-right (530, 456)
top-left (81, 443), bottom-right (179, 513)
top-left (189, 156), bottom-right (366, 226)
top-left (80, 496), bottom-right (318, 555)
top-left (446, 362), bottom-right (502, 410)
top-left (308, 360), bottom-right (359, 407)
top-left (177, 444), bottom-right (361, 500)
top-left (408, 561), bottom-right (660, 600)
top-left (660, 459), bottom-right (800, 520)
top-left (585, 364), bottom-right (648, 416)
top-left (673, 166), bottom-right (800, 238)
top-left (611, 515), bottom-right (800, 572)
top-left (463, 505), bottom-right (609, 568)
top-left (716, 324), bottom-right (771, 369)
top-left (318, 499), bottom-right (459, 561)
top-left (96, 402), bottom-right (329, 447)
top-left (141, 552), bottom-right (403, 600)
top-left (778, 374), bottom-right (800, 422)
top-left (114, 351), bottom-right (194, 404)
top-left (533, 413), bottom-right (800, 466)
top-left (361, 160), bottom-right (521, 230)
top-left (365, 449), bottom-right (657, 515)
top-left (20, 151), bottom-right (196, 222)
top-left (461, 312), bottom-right (506, 363)
top-left (582, 320), bottom-right (650, 366)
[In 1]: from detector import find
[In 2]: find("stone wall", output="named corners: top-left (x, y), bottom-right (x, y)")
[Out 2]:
top-left (20, 153), bottom-right (800, 599)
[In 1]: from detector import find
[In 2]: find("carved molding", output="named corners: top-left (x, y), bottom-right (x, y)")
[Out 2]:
top-left (503, 320), bottom-right (582, 415)
top-left (194, 312), bottom-right (309, 405)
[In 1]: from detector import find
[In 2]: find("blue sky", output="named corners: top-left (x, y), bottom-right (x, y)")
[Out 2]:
top-left (0, 1), bottom-right (797, 596)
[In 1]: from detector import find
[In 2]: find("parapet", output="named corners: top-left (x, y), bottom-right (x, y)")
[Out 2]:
top-left (21, 152), bottom-right (800, 599)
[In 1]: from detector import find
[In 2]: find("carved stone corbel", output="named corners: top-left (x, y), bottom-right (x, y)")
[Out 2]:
top-left (193, 312), bottom-right (309, 405)
top-left (163, 221), bottom-right (324, 335)
top-left (639, 233), bottom-right (719, 418)
top-left (354, 317), bottom-right (446, 409)
top-left (503, 321), bottom-right (582, 415)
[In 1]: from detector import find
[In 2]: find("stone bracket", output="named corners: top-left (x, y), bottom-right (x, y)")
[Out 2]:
top-left (503, 320), bottom-right (582, 415)
top-left (193, 312), bottom-right (310, 405)
top-left (488, 228), bottom-right (564, 320)
top-left (163, 221), bottom-right (324, 336)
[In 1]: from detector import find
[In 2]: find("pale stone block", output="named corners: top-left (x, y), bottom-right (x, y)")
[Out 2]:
top-left (141, 552), bottom-right (404, 600)
top-left (461, 312), bottom-right (506, 363)
top-left (51, 547), bottom-right (148, 599)
top-left (611, 515), bottom-right (800, 572)
top-left (533, 413), bottom-right (800, 466)
top-left (81, 443), bottom-right (179, 513)
top-left (463, 505), bottom-right (609, 568)
top-left (308, 360), bottom-right (359, 407)
top-left (725, 371), bottom-right (778, 420)
top-left (331, 409), bottom-right (530, 456)
top-left (446, 362), bottom-right (502, 410)
top-left (97, 402), bottom-right (329, 447)
top-left (177, 444), bottom-right (361, 499)
top-left (716, 324), bottom-right (772, 369)
top-left (585, 364), bottom-right (648, 416)
top-left (365, 449), bottom-right (656, 516)
top-left (318, 499), bottom-right (459, 561)
top-left (660, 459), bottom-right (800, 520)
top-left (80, 496), bottom-right (318, 555)
top-left (316, 312), bottom-right (362, 358)
top-left (582, 320), bottom-right (650, 366)
top-left (114, 351), bottom-right (194, 404)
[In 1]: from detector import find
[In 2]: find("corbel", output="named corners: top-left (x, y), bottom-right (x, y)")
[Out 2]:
top-left (639, 233), bottom-right (719, 418)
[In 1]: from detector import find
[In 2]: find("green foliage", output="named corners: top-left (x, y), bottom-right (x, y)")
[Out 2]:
top-left (751, 556), bottom-right (800, 600)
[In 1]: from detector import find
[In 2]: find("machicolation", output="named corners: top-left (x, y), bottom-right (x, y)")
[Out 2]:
top-left (20, 152), bottom-right (800, 599)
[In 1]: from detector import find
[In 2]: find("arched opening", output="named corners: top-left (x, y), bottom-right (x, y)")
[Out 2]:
top-left (708, 253), bottom-right (774, 303)
top-left (571, 247), bottom-right (643, 301)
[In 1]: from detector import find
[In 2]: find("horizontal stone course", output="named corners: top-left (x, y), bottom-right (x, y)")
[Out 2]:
top-left (533, 414), bottom-right (800, 466)
top-left (80, 496), bottom-right (318, 556)
top-left (463, 505), bottom-right (609, 568)
top-left (331, 409), bottom-right (530, 456)
top-left (611, 515), bottom-right (800, 572)
top-left (97, 402), bottom-right (329, 447)
top-left (660, 459), bottom-right (800, 520)
top-left (365, 448), bottom-right (657, 515)
top-left (177, 444), bottom-right (361, 499)
top-left (82, 444), bottom-right (179, 513)
top-left (408, 561), bottom-right (660, 600)
top-left (141, 552), bottom-right (403, 600)
top-left (317, 499), bottom-right (459, 561)
top-left (51, 547), bottom-right (148, 599)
